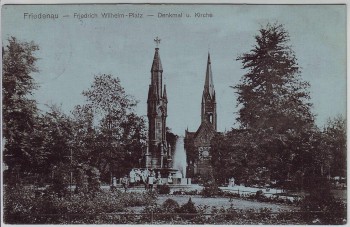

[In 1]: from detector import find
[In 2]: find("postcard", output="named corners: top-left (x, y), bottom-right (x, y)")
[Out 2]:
top-left (1, 3), bottom-right (347, 225)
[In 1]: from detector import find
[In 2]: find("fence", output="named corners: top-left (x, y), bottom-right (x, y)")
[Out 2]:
top-left (5, 210), bottom-right (346, 224)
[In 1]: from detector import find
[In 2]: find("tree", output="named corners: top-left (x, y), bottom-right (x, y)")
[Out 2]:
top-left (36, 105), bottom-right (75, 180)
top-left (233, 23), bottom-right (315, 183)
top-left (75, 73), bottom-right (146, 182)
top-left (210, 130), bottom-right (266, 185)
top-left (71, 104), bottom-right (96, 165)
top-left (3, 37), bottom-right (40, 178)
top-left (323, 115), bottom-right (346, 177)
top-left (235, 23), bottom-right (314, 130)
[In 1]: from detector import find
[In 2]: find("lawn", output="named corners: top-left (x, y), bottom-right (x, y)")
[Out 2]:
top-left (128, 194), bottom-right (297, 213)
top-left (157, 195), bottom-right (297, 211)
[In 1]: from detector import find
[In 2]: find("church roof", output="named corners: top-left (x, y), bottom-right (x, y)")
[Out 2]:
top-left (151, 48), bottom-right (163, 72)
top-left (194, 120), bottom-right (215, 139)
top-left (203, 53), bottom-right (215, 98)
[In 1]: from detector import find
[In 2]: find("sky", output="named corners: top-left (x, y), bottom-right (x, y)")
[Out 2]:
top-left (2, 4), bottom-right (347, 136)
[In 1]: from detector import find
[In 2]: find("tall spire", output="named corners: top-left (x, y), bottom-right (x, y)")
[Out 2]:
top-left (151, 48), bottom-right (163, 72)
top-left (204, 53), bottom-right (215, 98)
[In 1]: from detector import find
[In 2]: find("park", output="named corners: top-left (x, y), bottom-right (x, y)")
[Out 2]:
top-left (2, 4), bottom-right (347, 225)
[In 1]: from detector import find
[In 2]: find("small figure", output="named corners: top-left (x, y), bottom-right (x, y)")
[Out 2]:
top-left (229, 177), bottom-right (235, 188)
top-left (148, 170), bottom-right (155, 191)
top-left (135, 169), bottom-right (141, 185)
top-left (143, 169), bottom-right (149, 190)
top-left (121, 175), bottom-right (129, 192)
top-left (167, 173), bottom-right (173, 184)
top-left (129, 169), bottom-right (136, 188)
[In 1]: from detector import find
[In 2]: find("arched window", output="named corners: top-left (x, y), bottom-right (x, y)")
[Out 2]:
top-left (208, 114), bottom-right (213, 123)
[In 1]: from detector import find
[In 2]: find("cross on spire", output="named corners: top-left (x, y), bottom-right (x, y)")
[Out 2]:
top-left (154, 36), bottom-right (161, 47)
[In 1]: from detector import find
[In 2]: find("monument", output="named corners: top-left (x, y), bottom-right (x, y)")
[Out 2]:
top-left (145, 37), bottom-right (172, 169)
top-left (143, 38), bottom-right (190, 185)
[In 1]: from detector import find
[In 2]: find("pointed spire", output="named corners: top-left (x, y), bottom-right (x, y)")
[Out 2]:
top-left (151, 48), bottom-right (163, 72)
top-left (163, 84), bottom-right (167, 101)
top-left (204, 52), bottom-right (215, 98)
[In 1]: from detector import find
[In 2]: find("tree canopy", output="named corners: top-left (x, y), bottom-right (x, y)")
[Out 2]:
top-left (3, 37), bottom-right (40, 174)
top-left (211, 23), bottom-right (322, 186)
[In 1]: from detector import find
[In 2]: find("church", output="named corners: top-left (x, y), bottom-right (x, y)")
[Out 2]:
top-left (185, 53), bottom-right (218, 178)
top-left (143, 39), bottom-right (218, 177)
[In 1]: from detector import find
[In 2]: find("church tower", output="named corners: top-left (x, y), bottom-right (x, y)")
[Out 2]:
top-left (201, 53), bottom-right (217, 131)
top-left (185, 52), bottom-right (218, 177)
top-left (146, 40), bottom-right (168, 169)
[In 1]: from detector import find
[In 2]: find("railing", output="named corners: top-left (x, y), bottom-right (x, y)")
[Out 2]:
top-left (5, 210), bottom-right (345, 224)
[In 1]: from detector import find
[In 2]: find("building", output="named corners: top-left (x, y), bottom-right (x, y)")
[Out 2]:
top-left (144, 45), bottom-right (172, 169)
top-left (185, 53), bottom-right (218, 177)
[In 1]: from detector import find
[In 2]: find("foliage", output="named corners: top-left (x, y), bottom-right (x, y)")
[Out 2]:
top-left (210, 23), bottom-right (324, 187)
top-left (323, 115), bottom-right (346, 177)
top-left (300, 186), bottom-right (346, 224)
top-left (235, 23), bottom-right (314, 130)
top-left (35, 105), bottom-right (75, 178)
top-left (234, 22), bottom-right (315, 183)
top-left (162, 198), bottom-right (180, 212)
top-left (201, 176), bottom-right (223, 197)
top-left (74, 164), bottom-right (101, 194)
top-left (4, 187), bottom-right (157, 224)
top-left (2, 37), bottom-right (40, 177)
top-left (166, 127), bottom-right (178, 151)
top-left (73, 74), bottom-right (147, 182)
top-left (157, 184), bottom-right (171, 194)
top-left (49, 162), bottom-right (70, 197)
top-left (88, 166), bottom-right (101, 192)
top-left (119, 191), bottom-right (157, 207)
top-left (172, 190), bottom-right (199, 195)
top-left (139, 198), bottom-right (308, 224)
top-left (6, 185), bottom-right (324, 224)
top-left (184, 134), bottom-right (198, 178)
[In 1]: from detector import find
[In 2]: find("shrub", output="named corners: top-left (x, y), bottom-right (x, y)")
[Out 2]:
top-left (75, 166), bottom-right (88, 194)
top-left (162, 198), bottom-right (179, 212)
top-left (177, 197), bottom-right (197, 213)
top-left (300, 188), bottom-right (346, 224)
top-left (119, 191), bottom-right (157, 207)
top-left (50, 162), bottom-right (70, 197)
top-left (157, 184), bottom-right (170, 194)
top-left (201, 182), bottom-right (222, 197)
top-left (87, 167), bottom-right (101, 193)
top-left (3, 186), bottom-right (157, 224)
top-left (75, 164), bottom-right (101, 195)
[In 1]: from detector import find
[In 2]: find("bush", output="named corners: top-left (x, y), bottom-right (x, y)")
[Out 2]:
top-left (119, 191), bottom-right (157, 207)
top-left (75, 164), bottom-right (101, 195)
top-left (75, 166), bottom-right (88, 194)
top-left (300, 188), bottom-right (346, 224)
top-left (3, 186), bottom-right (157, 224)
top-left (157, 184), bottom-right (170, 194)
top-left (162, 198), bottom-right (180, 212)
top-left (177, 197), bottom-right (197, 213)
top-left (87, 167), bottom-right (101, 193)
top-left (201, 182), bottom-right (222, 197)
top-left (50, 162), bottom-right (70, 197)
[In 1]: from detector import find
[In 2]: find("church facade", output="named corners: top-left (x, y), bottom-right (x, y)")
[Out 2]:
top-left (144, 46), bottom-right (172, 169)
top-left (185, 53), bottom-right (218, 177)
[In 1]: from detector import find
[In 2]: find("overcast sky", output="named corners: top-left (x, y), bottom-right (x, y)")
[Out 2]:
top-left (2, 4), bottom-right (346, 135)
